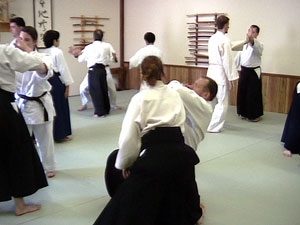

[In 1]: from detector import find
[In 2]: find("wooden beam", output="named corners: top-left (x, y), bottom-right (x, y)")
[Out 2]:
top-left (70, 16), bottom-right (109, 20)
top-left (187, 13), bottom-right (224, 17)
top-left (73, 24), bottom-right (104, 26)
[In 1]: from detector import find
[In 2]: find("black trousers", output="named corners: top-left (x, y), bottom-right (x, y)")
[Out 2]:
top-left (281, 82), bottom-right (300, 154)
top-left (48, 72), bottom-right (72, 141)
top-left (95, 127), bottom-right (202, 225)
top-left (0, 88), bottom-right (48, 201)
top-left (237, 66), bottom-right (263, 120)
top-left (88, 64), bottom-right (110, 116)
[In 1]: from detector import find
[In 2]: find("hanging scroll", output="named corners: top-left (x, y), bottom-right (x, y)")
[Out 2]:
top-left (33, 0), bottom-right (52, 48)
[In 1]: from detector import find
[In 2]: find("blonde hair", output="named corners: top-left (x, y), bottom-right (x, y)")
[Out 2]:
top-left (140, 56), bottom-right (164, 86)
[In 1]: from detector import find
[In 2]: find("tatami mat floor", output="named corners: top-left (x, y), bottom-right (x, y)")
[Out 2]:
top-left (1, 90), bottom-right (300, 225)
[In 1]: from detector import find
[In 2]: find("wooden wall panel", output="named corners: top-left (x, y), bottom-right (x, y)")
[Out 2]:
top-left (122, 62), bottom-right (300, 114)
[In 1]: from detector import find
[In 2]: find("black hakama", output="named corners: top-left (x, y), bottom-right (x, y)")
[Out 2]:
top-left (88, 64), bottom-right (110, 116)
top-left (48, 72), bottom-right (72, 141)
top-left (281, 82), bottom-right (300, 154)
top-left (0, 88), bottom-right (48, 202)
top-left (94, 127), bottom-right (202, 225)
top-left (237, 66), bottom-right (263, 120)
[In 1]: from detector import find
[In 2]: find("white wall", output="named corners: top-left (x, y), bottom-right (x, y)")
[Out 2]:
top-left (0, 0), bottom-right (120, 96)
top-left (124, 0), bottom-right (300, 76)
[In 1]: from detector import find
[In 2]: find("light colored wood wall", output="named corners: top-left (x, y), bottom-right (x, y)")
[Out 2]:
top-left (121, 62), bottom-right (300, 114)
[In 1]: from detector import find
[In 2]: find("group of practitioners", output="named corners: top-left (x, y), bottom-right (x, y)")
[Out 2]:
top-left (0, 14), bottom-right (299, 225)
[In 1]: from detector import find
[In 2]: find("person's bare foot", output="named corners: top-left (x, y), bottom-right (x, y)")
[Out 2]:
top-left (249, 117), bottom-right (260, 122)
top-left (47, 171), bottom-right (56, 178)
top-left (207, 130), bottom-right (220, 133)
top-left (93, 114), bottom-right (106, 118)
top-left (111, 105), bottom-right (122, 110)
top-left (15, 204), bottom-right (41, 216)
top-left (283, 149), bottom-right (292, 157)
top-left (55, 137), bottom-right (72, 143)
top-left (196, 203), bottom-right (206, 224)
top-left (77, 105), bottom-right (88, 111)
top-left (14, 198), bottom-right (41, 216)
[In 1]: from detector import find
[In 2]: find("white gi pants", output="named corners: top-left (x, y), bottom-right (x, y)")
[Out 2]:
top-left (80, 67), bottom-right (117, 107)
top-left (207, 84), bottom-right (229, 132)
top-left (27, 122), bottom-right (56, 172)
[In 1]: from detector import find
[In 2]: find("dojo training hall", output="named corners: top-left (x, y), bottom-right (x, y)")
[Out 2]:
top-left (1, 0), bottom-right (300, 224)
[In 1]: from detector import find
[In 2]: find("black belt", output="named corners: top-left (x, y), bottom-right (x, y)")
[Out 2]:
top-left (241, 66), bottom-right (260, 70)
top-left (18, 92), bottom-right (49, 121)
top-left (89, 63), bottom-right (106, 70)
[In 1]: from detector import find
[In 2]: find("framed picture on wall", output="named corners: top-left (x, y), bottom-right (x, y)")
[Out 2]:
top-left (33, 0), bottom-right (53, 48)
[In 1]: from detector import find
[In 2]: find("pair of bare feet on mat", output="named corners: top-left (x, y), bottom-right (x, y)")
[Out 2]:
top-left (14, 198), bottom-right (41, 216)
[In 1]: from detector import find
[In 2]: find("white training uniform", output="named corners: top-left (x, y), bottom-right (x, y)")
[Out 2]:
top-left (129, 44), bottom-right (162, 69)
top-left (235, 39), bottom-right (264, 77)
top-left (207, 31), bottom-right (238, 132)
top-left (0, 44), bottom-right (45, 92)
top-left (9, 39), bottom-right (17, 47)
top-left (44, 46), bottom-right (74, 86)
top-left (168, 80), bottom-right (214, 150)
top-left (79, 42), bottom-right (118, 108)
top-left (115, 80), bottom-right (185, 169)
top-left (15, 51), bottom-right (56, 173)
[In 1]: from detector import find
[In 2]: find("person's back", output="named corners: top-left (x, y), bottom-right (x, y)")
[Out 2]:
top-left (208, 31), bottom-right (229, 65)
top-left (94, 56), bottom-right (204, 225)
top-left (129, 32), bottom-right (162, 69)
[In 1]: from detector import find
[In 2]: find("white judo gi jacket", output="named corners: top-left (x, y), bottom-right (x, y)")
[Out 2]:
top-left (168, 80), bottom-right (214, 151)
top-left (207, 31), bottom-right (238, 85)
top-left (44, 46), bottom-right (74, 86)
top-left (129, 45), bottom-right (162, 69)
top-left (15, 51), bottom-right (55, 125)
top-left (116, 80), bottom-right (185, 170)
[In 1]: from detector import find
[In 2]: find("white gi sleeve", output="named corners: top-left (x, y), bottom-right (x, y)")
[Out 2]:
top-left (221, 39), bottom-right (239, 81)
top-left (32, 52), bottom-right (54, 80)
top-left (78, 47), bottom-right (88, 63)
top-left (168, 80), bottom-right (213, 150)
top-left (116, 94), bottom-right (142, 169)
top-left (56, 49), bottom-right (74, 85)
top-left (129, 48), bottom-right (143, 69)
top-left (253, 39), bottom-right (264, 56)
top-left (3, 45), bottom-right (45, 73)
top-left (231, 40), bottom-right (246, 51)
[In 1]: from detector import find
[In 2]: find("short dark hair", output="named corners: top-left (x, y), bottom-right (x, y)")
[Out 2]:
top-left (144, 32), bottom-right (155, 44)
top-left (21, 26), bottom-right (38, 41)
top-left (94, 29), bottom-right (104, 41)
top-left (10, 17), bottom-right (26, 27)
top-left (251, 25), bottom-right (260, 34)
top-left (216, 15), bottom-right (229, 30)
top-left (43, 30), bottom-right (60, 48)
top-left (204, 77), bottom-right (218, 101)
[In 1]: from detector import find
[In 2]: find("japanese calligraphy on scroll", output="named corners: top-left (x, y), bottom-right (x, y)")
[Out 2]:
top-left (33, 0), bottom-right (52, 48)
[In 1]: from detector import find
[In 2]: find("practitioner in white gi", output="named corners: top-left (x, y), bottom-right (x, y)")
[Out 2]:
top-left (95, 56), bottom-right (205, 225)
top-left (15, 26), bottom-right (56, 178)
top-left (9, 17), bottom-right (25, 46)
top-left (0, 43), bottom-right (49, 215)
top-left (235, 25), bottom-right (264, 122)
top-left (129, 32), bottom-right (162, 69)
top-left (69, 29), bottom-right (111, 117)
top-left (207, 15), bottom-right (239, 133)
top-left (43, 30), bottom-right (74, 142)
top-left (168, 77), bottom-right (218, 150)
top-left (77, 46), bottom-right (121, 111)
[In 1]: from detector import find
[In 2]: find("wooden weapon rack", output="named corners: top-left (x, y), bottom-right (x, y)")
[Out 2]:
top-left (0, 0), bottom-right (10, 32)
top-left (185, 13), bottom-right (223, 67)
top-left (70, 16), bottom-right (109, 49)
